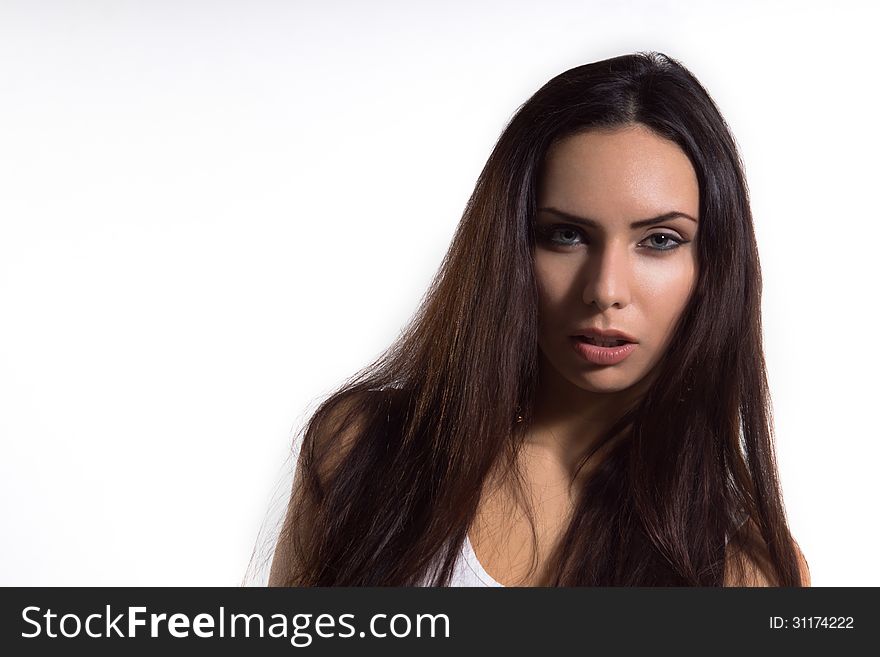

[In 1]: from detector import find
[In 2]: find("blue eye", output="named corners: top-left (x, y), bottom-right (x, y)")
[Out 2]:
top-left (640, 233), bottom-right (686, 251)
top-left (543, 226), bottom-right (585, 247)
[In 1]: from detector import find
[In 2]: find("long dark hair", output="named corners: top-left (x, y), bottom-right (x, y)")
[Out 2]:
top-left (264, 51), bottom-right (802, 586)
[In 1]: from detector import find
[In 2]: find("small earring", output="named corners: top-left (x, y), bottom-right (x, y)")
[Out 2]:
top-left (678, 380), bottom-right (693, 403)
top-left (514, 405), bottom-right (524, 423)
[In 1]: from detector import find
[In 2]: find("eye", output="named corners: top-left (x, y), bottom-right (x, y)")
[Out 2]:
top-left (537, 225), bottom-right (689, 252)
top-left (537, 224), bottom-right (586, 248)
top-left (639, 232), bottom-right (687, 252)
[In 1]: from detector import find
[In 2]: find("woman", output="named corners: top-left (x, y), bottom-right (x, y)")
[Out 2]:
top-left (261, 51), bottom-right (809, 587)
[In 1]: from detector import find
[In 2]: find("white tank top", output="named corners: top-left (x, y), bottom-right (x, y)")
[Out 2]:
top-left (448, 534), bottom-right (505, 587)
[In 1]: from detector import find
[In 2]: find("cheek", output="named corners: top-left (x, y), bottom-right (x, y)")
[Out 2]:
top-left (635, 258), bottom-right (698, 338)
top-left (533, 256), bottom-right (574, 318)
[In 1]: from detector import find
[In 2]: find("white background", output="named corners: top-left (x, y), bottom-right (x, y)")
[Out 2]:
top-left (1, 0), bottom-right (876, 586)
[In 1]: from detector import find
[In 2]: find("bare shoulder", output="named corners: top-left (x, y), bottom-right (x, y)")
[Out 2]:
top-left (267, 391), bottom-right (374, 586)
top-left (308, 391), bottom-right (375, 480)
top-left (723, 518), bottom-right (811, 587)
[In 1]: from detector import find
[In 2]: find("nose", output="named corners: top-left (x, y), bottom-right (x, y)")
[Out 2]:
top-left (581, 241), bottom-right (632, 311)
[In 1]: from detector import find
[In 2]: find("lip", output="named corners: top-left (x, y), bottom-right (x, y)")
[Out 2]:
top-left (571, 327), bottom-right (638, 343)
top-left (570, 336), bottom-right (637, 366)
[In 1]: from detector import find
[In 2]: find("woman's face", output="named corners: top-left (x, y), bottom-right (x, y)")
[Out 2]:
top-left (534, 123), bottom-right (700, 396)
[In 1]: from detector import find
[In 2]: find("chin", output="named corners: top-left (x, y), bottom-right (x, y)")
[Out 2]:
top-left (572, 377), bottom-right (638, 394)
top-left (540, 346), bottom-right (650, 395)
top-left (572, 361), bottom-right (655, 392)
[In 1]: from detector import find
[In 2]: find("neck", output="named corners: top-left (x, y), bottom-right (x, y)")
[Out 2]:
top-left (526, 352), bottom-right (650, 479)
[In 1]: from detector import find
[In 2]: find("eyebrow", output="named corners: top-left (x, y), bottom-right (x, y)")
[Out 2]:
top-left (537, 206), bottom-right (698, 229)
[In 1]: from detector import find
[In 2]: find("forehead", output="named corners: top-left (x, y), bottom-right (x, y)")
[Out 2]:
top-left (538, 124), bottom-right (699, 221)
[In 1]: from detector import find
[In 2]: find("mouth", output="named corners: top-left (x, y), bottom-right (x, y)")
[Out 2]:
top-left (573, 335), bottom-right (632, 348)
top-left (570, 335), bottom-right (637, 366)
